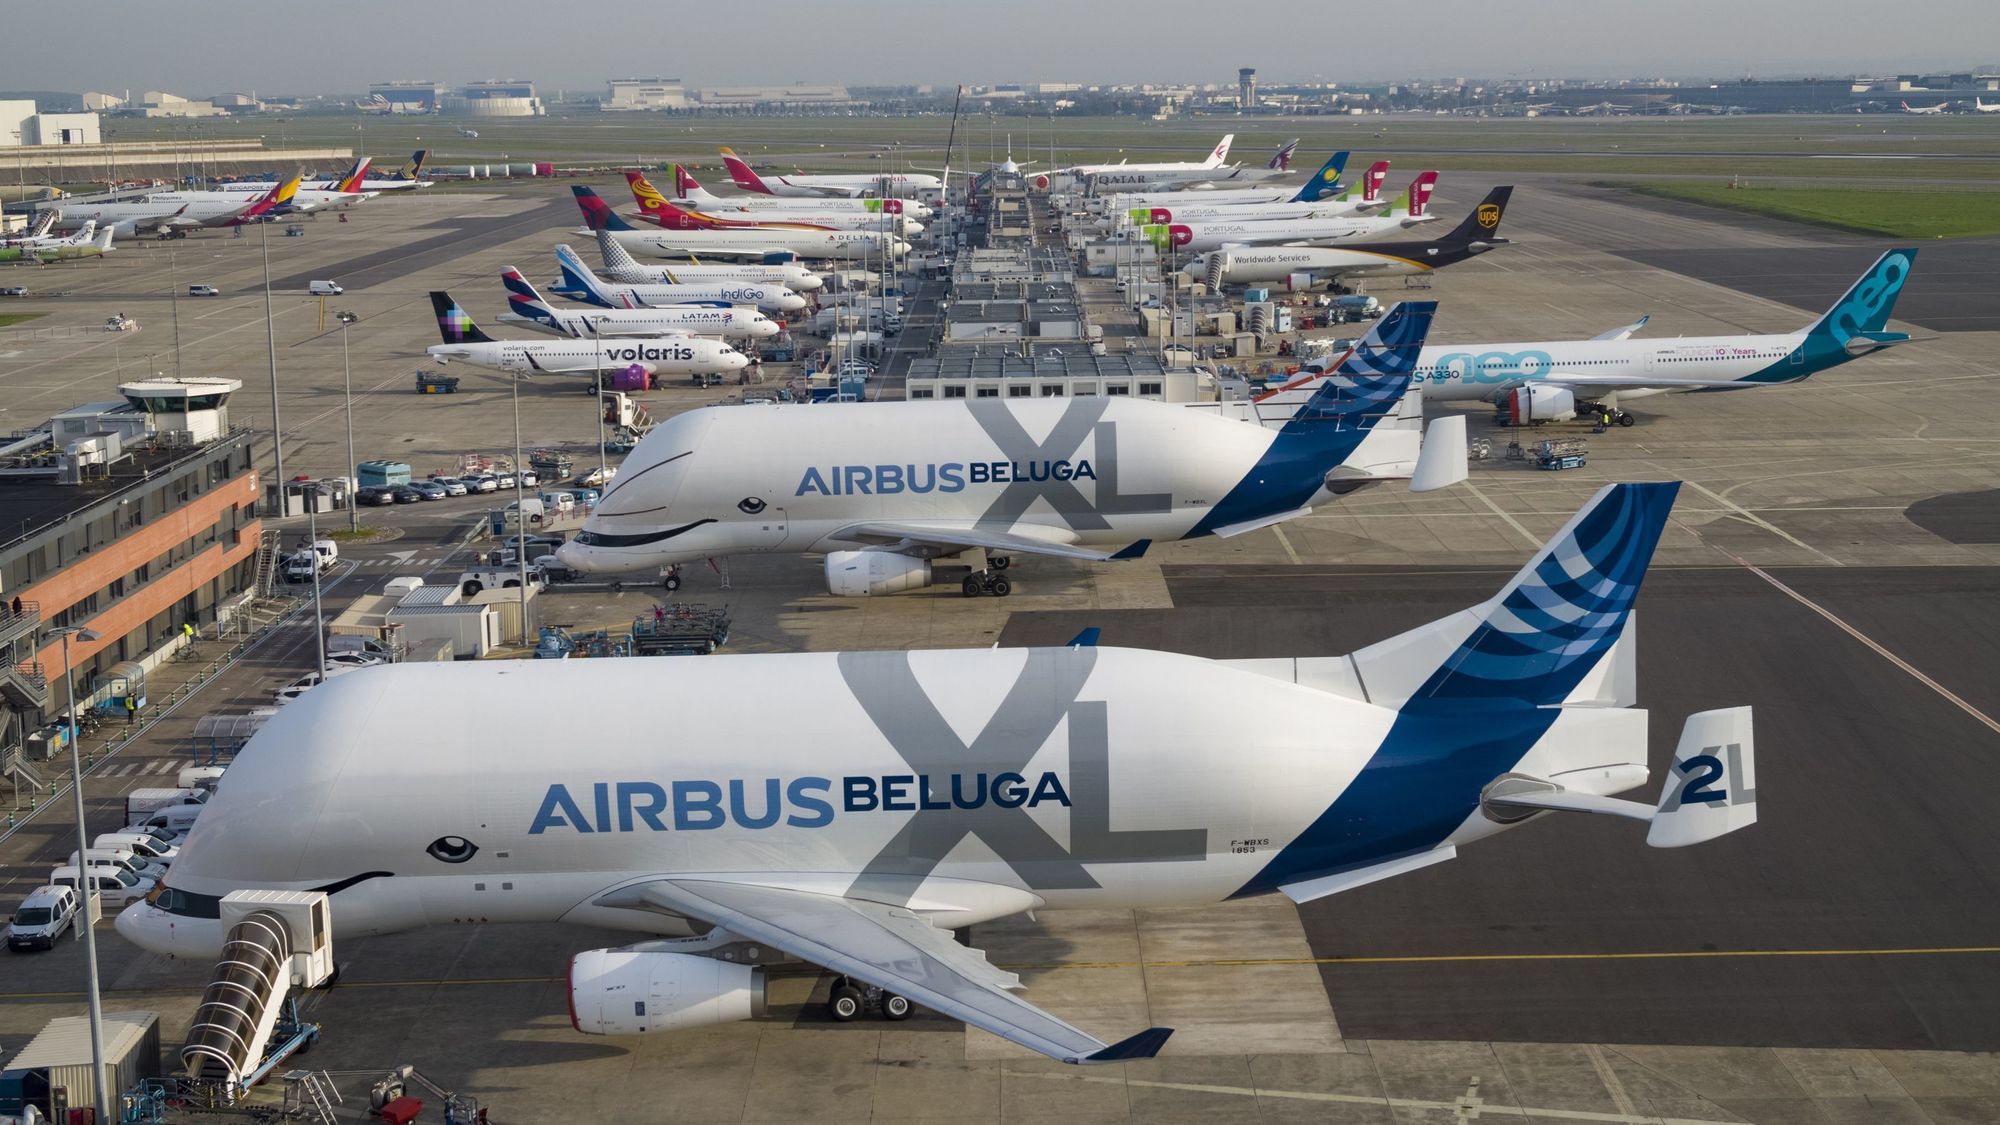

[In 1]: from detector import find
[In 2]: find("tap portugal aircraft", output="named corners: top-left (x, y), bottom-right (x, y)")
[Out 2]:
top-left (555, 303), bottom-right (1464, 596)
top-left (118, 480), bottom-right (1759, 1064)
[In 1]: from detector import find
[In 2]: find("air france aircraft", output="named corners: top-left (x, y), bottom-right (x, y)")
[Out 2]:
top-left (552, 244), bottom-right (807, 314)
top-left (1191, 187), bottom-right (1515, 287)
top-left (592, 228), bottom-right (824, 293)
top-left (555, 303), bottom-right (1463, 597)
top-left (574, 187), bottom-right (910, 263)
top-left (721, 147), bottom-right (942, 199)
top-left (1259, 248), bottom-right (1917, 425)
top-left (1138, 174), bottom-right (1438, 254)
top-left (425, 292), bottom-right (750, 380)
top-left (494, 267), bottom-right (778, 341)
top-left (117, 480), bottom-right (1758, 1065)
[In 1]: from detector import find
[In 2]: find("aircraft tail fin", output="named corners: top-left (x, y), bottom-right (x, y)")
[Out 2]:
top-left (93, 225), bottom-right (113, 252)
top-left (1289, 151), bottom-right (1350, 202)
top-left (335, 156), bottom-right (372, 194)
top-left (626, 170), bottom-right (673, 220)
top-left (674, 163), bottom-right (706, 200)
top-left (1267, 139), bottom-right (1300, 171)
top-left (502, 266), bottom-right (561, 327)
top-left (1645, 708), bottom-right (1758, 847)
top-left (396, 149), bottom-right (429, 181)
top-left (1797, 248), bottom-right (1917, 355)
top-left (430, 291), bottom-right (495, 345)
top-left (1205, 134), bottom-right (1235, 168)
top-left (1350, 482), bottom-right (1678, 711)
top-left (595, 227), bottom-right (657, 278)
top-left (1437, 186), bottom-right (1512, 244)
top-left (721, 147), bottom-right (775, 194)
top-left (1286, 301), bottom-right (1435, 423)
top-left (572, 185), bottom-right (636, 231)
top-left (1399, 172), bottom-right (1439, 218)
top-left (554, 245), bottom-right (614, 307)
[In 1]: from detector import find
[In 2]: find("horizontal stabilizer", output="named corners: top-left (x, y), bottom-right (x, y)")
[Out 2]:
top-left (1410, 415), bottom-right (1467, 492)
top-left (1084, 1027), bottom-right (1175, 1062)
top-left (1213, 508), bottom-right (1311, 539)
top-left (1279, 847), bottom-right (1456, 904)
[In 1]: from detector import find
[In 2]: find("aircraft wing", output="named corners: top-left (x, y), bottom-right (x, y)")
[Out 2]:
top-left (633, 878), bottom-right (1172, 1064)
top-left (1591, 315), bottom-right (1650, 341)
top-left (1533, 374), bottom-right (1790, 394)
top-left (831, 520), bottom-right (1149, 562)
top-left (636, 237), bottom-right (804, 262)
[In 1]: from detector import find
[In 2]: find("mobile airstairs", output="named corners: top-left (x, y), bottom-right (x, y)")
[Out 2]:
top-left (178, 892), bottom-right (334, 1102)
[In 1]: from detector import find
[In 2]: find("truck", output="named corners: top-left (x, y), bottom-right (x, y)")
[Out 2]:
top-left (281, 540), bottom-right (337, 583)
top-left (457, 566), bottom-right (547, 598)
top-left (125, 787), bottom-right (208, 826)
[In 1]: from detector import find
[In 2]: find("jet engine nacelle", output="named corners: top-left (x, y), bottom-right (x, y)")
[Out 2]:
top-left (568, 949), bottom-right (765, 1035)
top-left (1506, 384), bottom-right (1576, 423)
top-left (824, 550), bottom-right (931, 597)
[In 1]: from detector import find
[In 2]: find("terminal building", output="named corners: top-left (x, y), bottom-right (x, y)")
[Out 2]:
top-left (366, 81), bottom-right (445, 114)
top-left (0, 380), bottom-right (263, 792)
top-left (455, 80), bottom-right (544, 117)
top-left (604, 78), bottom-right (692, 111)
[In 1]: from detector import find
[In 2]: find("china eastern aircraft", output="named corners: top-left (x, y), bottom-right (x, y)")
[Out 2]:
top-left (425, 292), bottom-right (750, 380)
top-left (721, 146), bottom-right (942, 199)
top-left (1259, 248), bottom-right (1918, 426)
top-left (552, 303), bottom-right (1462, 597)
top-left (625, 171), bottom-right (918, 234)
top-left (574, 186), bottom-right (910, 263)
top-left (118, 479), bottom-right (1758, 1065)
top-left (494, 267), bottom-right (779, 341)
top-left (1137, 173), bottom-right (1438, 254)
top-left (1192, 186), bottom-right (1515, 287)
top-left (1124, 164), bottom-right (1415, 227)
top-left (552, 244), bottom-right (807, 314)
top-left (592, 228), bottom-right (824, 293)
top-left (667, 166), bottom-right (933, 222)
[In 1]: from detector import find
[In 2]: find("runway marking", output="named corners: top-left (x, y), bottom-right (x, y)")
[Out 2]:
top-left (1736, 561), bottom-right (2000, 740)
top-left (1270, 524), bottom-right (1302, 565)
top-left (1461, 480), bottom-right (1544, 549)
top-left (1676, 479), bottom-right (1842, 565)
top-left (1586, 1044), bottom-right (1640, 1118)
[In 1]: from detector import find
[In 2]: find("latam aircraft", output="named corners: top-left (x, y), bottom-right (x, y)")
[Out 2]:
top-left (660, 166), bottom-right (932, 223)
top-left (494, 267), bottom-right (778, 341)
top-left (1260, 248), bottom-right (1917, 425)
top-left (592, 228), bottom-right (824, 293)
top-left (721, 147), bottom-right (942, 199)
top-left (424, 292), bottom-right (750, 380)
top-left (1138, 174), bottom-right (1438, 254)
top-left (574, 187), bottom-right (910, 263)
top-left (626, 172), bottom-right (918, 234)
top-left (552, 244), bottom-right (808, 314)
top-left (555, 303), bottom-right (1462, 596)
top-left (117, 480), bottom-right (1757, 1064)
top-left (1192, 186), bottom-right (1514, 287)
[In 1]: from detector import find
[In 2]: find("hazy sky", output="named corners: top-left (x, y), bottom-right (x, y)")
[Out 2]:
top-left (8, 0), bottom-right (1995, 95)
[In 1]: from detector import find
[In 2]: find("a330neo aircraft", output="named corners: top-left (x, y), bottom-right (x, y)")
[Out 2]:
top-left (118, 480), bottom-right (1758, 1064)
top-left (554, 302), bottom-right (1464, 596)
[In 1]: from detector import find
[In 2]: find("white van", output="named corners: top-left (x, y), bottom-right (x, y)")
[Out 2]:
top-left (95, 831), bottom-right (179, 864)
top-left (177, 765), bottom-right (226, 792)
top-left (132, 804), bottom-right (203, 837)
top-left (384, 576), bottom-right (425, 598)
top-left (49, 864), bottom-right (155, 909)
top-left (67, 848), bottom-right (166, 883)
top-left (308, 280), bottom-right (344, 296)
top-left (7, 885), bottom-right (81, 951)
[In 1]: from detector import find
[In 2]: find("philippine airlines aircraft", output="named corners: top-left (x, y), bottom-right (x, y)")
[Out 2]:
top-left (1139, 174), bottom-right (1438, 254)
top-left (1193, 187), bottom-right (1514, 287)
top-left (593, 228), bottom-right (823, 293)
top-left (721, 147), bottom-right (943, 199)
top-left (1260, 249), bottom-right (1917, 424)
top-left (1125, 165), bottom-right (1415, 227)
top-left (118, 478), bottom-right (1757, 1065)
top-left (1900, 100), bottom-right (1949, 115)
top-left (0, 221), bottom-right (113, 262)
top-left (553, 245), bottom-right (807, 315)
top-left (626, 172), bottom-right (918, 234)
top-left (148, 159), bottom-right (375, 214)
top-left (425, 292), bottom-right (750, 380)
top-left (672, 166), bottom-right (934, 221)
top-left (574, 187), bottom-right (910, 263)
top-left (495, 268), bottom-right (778, 341)
top-left (555, 304), bottom-right (1462, 596)
top-left (1090, 151), bottom-right (1357, 213)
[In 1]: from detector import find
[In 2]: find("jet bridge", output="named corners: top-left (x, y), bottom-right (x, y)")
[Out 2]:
top-left (179, 891), bottom-right (333, 1095)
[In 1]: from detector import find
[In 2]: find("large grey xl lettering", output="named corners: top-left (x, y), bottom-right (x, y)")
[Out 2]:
top-left (964, 400), bottom-right (1170, 530)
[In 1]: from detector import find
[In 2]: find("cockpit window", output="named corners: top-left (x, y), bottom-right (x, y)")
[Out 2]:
top-left (146, 879), bottom-right (223, 919)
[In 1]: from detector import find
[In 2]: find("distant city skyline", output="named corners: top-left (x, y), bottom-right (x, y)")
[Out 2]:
top-left (4, 0), bottom-right (1994, 97)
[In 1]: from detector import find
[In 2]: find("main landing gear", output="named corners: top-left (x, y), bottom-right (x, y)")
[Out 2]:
top-left (1578, 401), bottom-right (1636, 428)
top-left (827, 976), bottom-right (914, 1022)
top-left (956, 554), bottom-right (1014, 597)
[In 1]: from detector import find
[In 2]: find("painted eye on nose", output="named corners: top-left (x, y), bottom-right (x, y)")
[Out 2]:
top-left (427, 836), bottom-right (478, 864)
top-left (738, 497), bottom-right (766, 514)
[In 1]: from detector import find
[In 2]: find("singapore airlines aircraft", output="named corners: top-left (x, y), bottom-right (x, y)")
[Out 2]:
top-left (119, 480), bottom-right (1759, 1063)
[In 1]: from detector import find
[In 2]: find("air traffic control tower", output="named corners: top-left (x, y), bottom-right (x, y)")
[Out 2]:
top-left (1239, 68), bottom-right (1257, 109)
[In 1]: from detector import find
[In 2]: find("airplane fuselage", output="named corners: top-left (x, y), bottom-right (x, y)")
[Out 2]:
top-left (426, 337), bottom-right (750, 377)
top-left (500, 305), bottom-right (778, 340)
top-left (601, 226), bottom-right (910, 263)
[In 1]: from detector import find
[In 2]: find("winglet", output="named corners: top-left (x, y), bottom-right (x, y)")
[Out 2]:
top-left (1078, 1027), bottom-right (1174, 1064)
top-left (1065, 627), bottom-right (1102, 648)
top-left (1108, 538), bottom-right (1152, 560)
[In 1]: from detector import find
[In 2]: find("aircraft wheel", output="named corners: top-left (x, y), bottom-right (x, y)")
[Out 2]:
top-left (1616, 412), bottom-right (1636, 428)
top-left (985, 575), bottom-right (1012, 598)
top-left (989, 555), bottom-right (1011, 570)
top-left (829, 985), bottom-right (864, 1023)
top-left (663, 574), bottom-right (682, 593)
top-left (961, 575), bottom-right (985, 598)
top-left (882, 993), bottom-right (913, 1021)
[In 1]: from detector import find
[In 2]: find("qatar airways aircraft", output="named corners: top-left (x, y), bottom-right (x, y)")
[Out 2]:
top-left (553, 303), bottom-right (1462, 597)
top-left (118, 479), bottom-right (1758, 1064)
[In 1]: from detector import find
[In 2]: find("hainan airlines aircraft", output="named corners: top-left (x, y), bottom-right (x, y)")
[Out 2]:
top-left (118, 479), bottom-right (1759, 1065)
top-left (424, 292), bottom-right (750, 379)
top-left (494, 267), bottom-right (778, 341)
top-left (573, 187), bottom-right (909, 263)
top-left (721, 147), bottom-right (942, 199)
top-left (672, 165), bottom-right (932, 221)
top-left (626, 171), bottom-right (918, 234)
top-left (1258, 248), bottom-right (1918, 426)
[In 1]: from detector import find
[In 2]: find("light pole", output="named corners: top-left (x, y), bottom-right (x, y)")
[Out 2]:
top-left (260, 217), bottom-right (284, 511)
top-left (307, 494), bottom-right (326, 677)
top-left (513, 374), bottom-right (530, 646)
top-left (336, 312), bottom-right (359, 533)
top-left (53, 626), bottom-right (107, 1125)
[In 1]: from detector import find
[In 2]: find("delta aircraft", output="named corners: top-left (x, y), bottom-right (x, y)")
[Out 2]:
top-left (495, 267), bottom-right (778, 341)
top-left (1190, 186), bottom-right (1514, 287)
top-left (1127, 167), bottom-right (1427, 229)
top-left (425, 292), bottom-right (750, 380)
top-left (625, 171), bottom-right (919, 235)
top-left (667, 166), bottom-right (933, 222)
top-left (117, 478), bottom-right (1759, 1065)
top-left (721, 147), bottom-right (942, 199)
top-left (1259, 248), bottom-right (1917, 425)
top-left (552, 244), bottom-right (807, 315)
top-left (1138, 173), bottom-right (1438, 254)
top-left (554, 303), bottom-right (1463, 597)
top-left (592, 228), bottom-right (824, 293)
top-left (574, 186), bottom-right (910, 263)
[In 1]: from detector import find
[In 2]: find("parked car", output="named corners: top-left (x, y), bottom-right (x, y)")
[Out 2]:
top-left (0, 286), bottom-right (27, 298)
top-left (324, 652), bottom-right (388, 671)
top-left (428, 476), bottom-right (468, 497)
top-left (389, 485), bottom-right (424, 504)
top-left (6, 885), bottom-right (80, 951)
top-left (357, 486), bottom-right (395, 506)
top-left (408, 481), bottom-right (448, 501)
top-left (491, 470), bottom-right (517, 490)
top-left (518, 469), bottom-right (540, 488)
top-left (575, 466), bottom-right (617, 488)
top-left (460, 474), bottom-right (499, 494)
top-left (187, 284), bottom-right (220, 297)
top-left (49, 865), bottom-right (153, 910)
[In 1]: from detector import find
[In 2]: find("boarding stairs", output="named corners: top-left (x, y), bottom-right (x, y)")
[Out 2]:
top-left (250, 529), bottom-right (285, 598)
top-left (181, 893), bottom-right (333, 1097)
top-left (1203, 252), bottom-right (1229, 290)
